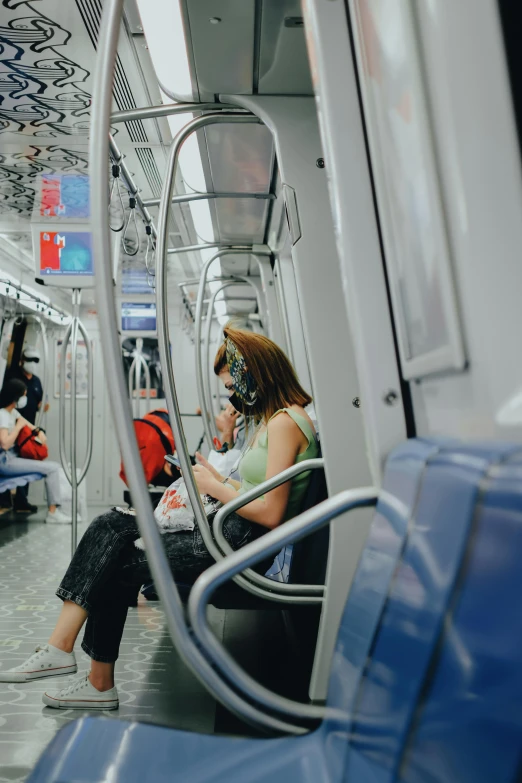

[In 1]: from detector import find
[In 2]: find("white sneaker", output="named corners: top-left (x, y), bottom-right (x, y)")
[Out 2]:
top-left (46, 508), bottom-right (71, 524)
top-left (0, 644), bottom-right (77, 682)
top-left (43, 673), bottom-right (119, 710)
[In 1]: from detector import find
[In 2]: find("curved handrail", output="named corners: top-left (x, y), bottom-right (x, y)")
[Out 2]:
top-left (31, 316), bottom-right (49, 430)
top-left (203, 280), bottom-right (250, 435)
top-left (76, 319), bottom-right (94, 485)
top-left (90, 0), bottom-right (305, 736)
top-left (189, 487), bottom-right (379, 723)
top-left (214, 459), bottom-right (326, 596)
top-left (155, 113), bottom-right (322, 606)
top-left (110, 102), bottom-right (242, 124)
top-left (194, 248), bottom-right (258, 448)
top-left (143, 191), bottom-right (275, 209)
top-left (201, 276), bottom-right (262, 443)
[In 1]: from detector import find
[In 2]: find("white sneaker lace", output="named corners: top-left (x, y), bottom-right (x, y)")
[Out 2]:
top-left (14, 644), bottom-right (49, 671)
top-left (58, 673), bottom-right (90, 697)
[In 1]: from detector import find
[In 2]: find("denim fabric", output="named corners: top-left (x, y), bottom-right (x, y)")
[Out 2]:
top-left (56, 508), bottom-right (264, 663)
top-left (0, 451), bottom-right (62, 505)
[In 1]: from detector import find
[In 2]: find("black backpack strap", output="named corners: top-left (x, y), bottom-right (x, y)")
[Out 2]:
top-left (135, 418), bottom-right (172, 455)
top-left (17, 431), bottom-right (37, 450)
top-left (148, 410), bottom-right (170, 427)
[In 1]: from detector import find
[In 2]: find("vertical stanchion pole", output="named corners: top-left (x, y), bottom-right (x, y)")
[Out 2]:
top-left (70, 289), bottom-right (81, 555)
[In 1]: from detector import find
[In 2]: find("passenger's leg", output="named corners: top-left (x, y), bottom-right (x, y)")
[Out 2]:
top-left (0, 510), bottom-right (139, 683)
top-left (0, 455), bottom-right (61, 513)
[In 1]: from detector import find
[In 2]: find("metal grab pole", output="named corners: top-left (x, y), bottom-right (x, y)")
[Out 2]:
top-left (128, 355), bottom-right (138, 418)
top-left (110, 102), bottom-right (241, 124)
top-left (90, 0), bottom-right (303, 735)
top-left (155, 115), bottom-right (315, 603)
top-left (59, 322), bottom-right (73, 485)
top-left (70, 290), bottom-right (81, 555)
top-left (202, 280), bottom-right (251, 433)
top-left (194, 248), bottom-right (257, 447)
top-left (203, 276), bottom-right (263, 443)
top-left (33, 317), bottom-right (49, 430)
top-left (77, 319), bottom-right (94, 485)
top-left (143, 191), bottom-right (275, 209)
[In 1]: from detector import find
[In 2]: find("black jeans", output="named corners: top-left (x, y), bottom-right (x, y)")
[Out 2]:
top-left (56, 509), bottom-right (265, 663)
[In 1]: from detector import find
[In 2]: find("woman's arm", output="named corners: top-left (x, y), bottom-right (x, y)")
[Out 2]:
top-left (0, 417), bottom-right (27, 451)
top-left (193, 413), bottom-right (303, 529)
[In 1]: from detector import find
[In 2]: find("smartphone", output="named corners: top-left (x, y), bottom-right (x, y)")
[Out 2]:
top-left (165, 454), bottom-right (196, 468)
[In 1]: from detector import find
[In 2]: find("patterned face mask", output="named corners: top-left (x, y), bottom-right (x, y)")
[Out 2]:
top-left (225, 337), bottom-right (258, 407)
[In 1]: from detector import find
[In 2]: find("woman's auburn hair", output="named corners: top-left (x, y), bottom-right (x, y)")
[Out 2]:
top-left (214, 323), bottom-right (312, 421)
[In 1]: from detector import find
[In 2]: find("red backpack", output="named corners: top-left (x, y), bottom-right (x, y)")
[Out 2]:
top-left (120, 409), bottom-right (175, 486)
top-left (16, 426), bottom-right (49, 460)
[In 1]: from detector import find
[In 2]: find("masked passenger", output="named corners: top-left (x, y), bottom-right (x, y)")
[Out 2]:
top-left (0, 325), bottom-right (318, 710)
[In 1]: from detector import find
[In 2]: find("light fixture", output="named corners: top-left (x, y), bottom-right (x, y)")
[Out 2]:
top-left (136, 0), bottom-right (193, 101)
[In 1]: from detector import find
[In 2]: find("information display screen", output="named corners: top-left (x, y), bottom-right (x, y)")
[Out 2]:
top-left (121, 302), bottom-right (157, 332)
top-left (38, 230), bottom-right (93, 277)
top-left (121, 268), bottom-right (151, 295)
top-left (39, 174), bottom-right (90, 220)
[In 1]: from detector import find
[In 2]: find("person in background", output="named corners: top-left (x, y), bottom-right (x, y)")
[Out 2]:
top-left (7, 346), bottom-right (49, 514)
top-left (0, 379), bottom-right (69, 523)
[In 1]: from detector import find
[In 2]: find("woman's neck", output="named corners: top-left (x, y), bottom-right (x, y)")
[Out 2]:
top-left (5, 403), bottom-right (16, 412)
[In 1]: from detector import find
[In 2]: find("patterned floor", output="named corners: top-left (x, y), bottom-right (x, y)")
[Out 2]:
top-left (0, 511), bottom-right (222, 783)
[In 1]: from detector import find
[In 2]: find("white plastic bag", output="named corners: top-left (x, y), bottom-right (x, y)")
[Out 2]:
top-left (134, 478), bottom-right (220, 550)
top-left (58, 466), bottom-right (88, 522)
top-left (207, 448), bottom-right (242, 481)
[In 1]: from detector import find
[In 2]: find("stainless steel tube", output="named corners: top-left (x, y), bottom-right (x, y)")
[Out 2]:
top-left (189, 487), bottom-right (379, 723)
top-left (77, 319), bottom-right (94, 485)
top-left (109, 135), bottom-right (157, 240)
top-left (215, 459), bottom-right (326, 596)
top-left (194, 249), bottom-right (256, 448)
top-left (203, 281), bottom-right (245, 430)
top-left (143, 191), bottom-right (275, 208)
top-left (58, 321), bottom-right (73, 485)
top-left (167, 242), bottom-right (250, 255)
top-left (110, 102), bottom-right (240, 124)
top-left (203, 278), bottom-right (261, 442)
top-left (155, 114), bottom-right (320, 605)
top-left (128, 355), bottom-right (138, 418)
top-left (32, 317), bottom-right (49, 430)
top-left (69, 290), bottom-right (80, 555)
top-left (90, 0), bottom-right (303, 735)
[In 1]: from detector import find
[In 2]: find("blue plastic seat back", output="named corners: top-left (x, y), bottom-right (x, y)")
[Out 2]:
top-left (0, 473), bottom-right (44, 493)
top-left (327, 438), bottom-right (443, 721)
top-left (343, 441), bottom-right (522, 783)
top-left (398, 449), bottom-right (522, 783)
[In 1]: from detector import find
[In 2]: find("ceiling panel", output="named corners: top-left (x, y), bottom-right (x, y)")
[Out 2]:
top-left (258, 0), bottom-right (313, 95)
top-left (185, 0), bottom-right (255, 99)
top-left (205, 123), bottom-right (274, 193)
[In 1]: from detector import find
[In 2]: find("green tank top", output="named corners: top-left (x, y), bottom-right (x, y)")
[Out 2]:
top-left (238, 408), bottom-right (319, 522)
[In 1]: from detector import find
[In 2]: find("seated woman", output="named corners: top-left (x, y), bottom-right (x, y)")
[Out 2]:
top-left (0, 325), bottom-right (318, 710)
top-left (0, 379), bottom-right (69, 524)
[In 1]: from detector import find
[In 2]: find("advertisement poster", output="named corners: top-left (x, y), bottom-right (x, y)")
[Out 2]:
top-left (54, 339), bottom-right (91, 399)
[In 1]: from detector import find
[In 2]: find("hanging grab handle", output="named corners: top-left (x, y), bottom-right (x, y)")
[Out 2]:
top-left (144, 223), bottom-right (155, 275)
top-left (122, 196), bottom-right (140, 256)
top-left (109, 163), bottom-right (126, 232)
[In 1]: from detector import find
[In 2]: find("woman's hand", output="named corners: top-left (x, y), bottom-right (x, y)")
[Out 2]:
top-left (195, 452), bottom-right (223, 481)
top-left (37, 430), bottom-right (47, 445)
top-left (193, 464), bottom-right (220, 496)
top-left (215, 404), bottom-right (239, 439)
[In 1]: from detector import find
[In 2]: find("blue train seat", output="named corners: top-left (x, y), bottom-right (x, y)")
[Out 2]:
top-left (27, 439), bottom-right (522, 783)
top-left (0, 472), bottom-right (45, 495)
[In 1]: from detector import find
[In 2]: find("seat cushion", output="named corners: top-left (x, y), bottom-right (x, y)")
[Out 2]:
top-left (27, 717), bottom-right (331, 783)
